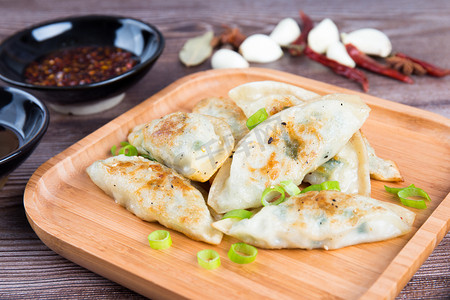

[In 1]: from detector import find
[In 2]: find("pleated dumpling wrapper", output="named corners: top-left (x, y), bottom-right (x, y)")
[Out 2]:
top-left (87, 155), bottom-right (223, 244)
top-left (228, 80), bottom-right (320, 118)
top-left (208, 95), bottom-right (371, 213)
top-left (304, 130), bottom-right (371, 196)
top-left (361, 133), bottom-right (403, 182)
top-left (229, 90), bottom-right (372, 195)
top-left (212, 190), bottom-right (415, 249)
top-left (192, 96), bottom-right (249, 142)
top-left (128, 112), bottom-right (234, 182)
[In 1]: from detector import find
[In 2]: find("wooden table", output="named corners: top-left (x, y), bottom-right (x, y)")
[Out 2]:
top-left (1, 1), bottom-right (448, 299)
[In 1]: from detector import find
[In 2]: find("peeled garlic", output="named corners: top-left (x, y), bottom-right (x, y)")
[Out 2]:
top-left (341, 28), bottom-right (392, 57)
top-left (326, 41), bottom-right (355, 68)
top-left (211, 49), bottom-right (249, 69)
top-left (239, 34), bottom-right (283, 63)
top-left (269, 17), bottom-right (301, 46)
top-left (307, 18), bottom-right (339, 54)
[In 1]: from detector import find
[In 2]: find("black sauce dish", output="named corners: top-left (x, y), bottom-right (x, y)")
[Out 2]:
top-left (0, 86), bottom-right (49, 189)
top-left (0, 15), bottom-right (164, 114)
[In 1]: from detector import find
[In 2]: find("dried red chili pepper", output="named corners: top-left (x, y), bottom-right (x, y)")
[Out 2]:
top-left (287, 10), bottom-right (314, 56)
top-left (394, 52), bottom-right (450, 77)
top-left (304, 46), bottom-right (369, 92)
top-left (345, 44), bottom-right (413, 84)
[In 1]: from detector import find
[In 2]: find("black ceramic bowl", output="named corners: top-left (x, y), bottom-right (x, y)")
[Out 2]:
top-left (0, 15), bottom-right (164, 113)
top-left (0, 86), bottom-right (49, 188)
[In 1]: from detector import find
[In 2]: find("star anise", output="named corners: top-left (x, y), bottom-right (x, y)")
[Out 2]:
top-left (385, 56), bottom-right (427, 76)
top-left (211, 25), bottom-right (246, 50)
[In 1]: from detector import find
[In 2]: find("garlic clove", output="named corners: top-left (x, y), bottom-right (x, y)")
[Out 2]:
top-left (211, 49), bottom-right (249, 69)
top-left (307, 18), bottom-right (340, 54)
top-left (239, 34), bottom-right (283, 63)
top-left (269, 17), bottom-right (301, 46)
top-left (341, 28), bottom-right (392, 57)
top-left (326, 41), bottom-right (356, 68)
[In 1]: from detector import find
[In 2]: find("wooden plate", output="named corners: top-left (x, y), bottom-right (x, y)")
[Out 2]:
top-left (24, 68), bottom-right (450, 299)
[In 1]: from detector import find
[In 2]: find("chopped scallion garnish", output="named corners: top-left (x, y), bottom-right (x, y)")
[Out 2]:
top-left (228, 243), bottom-right (257, 264)
top-left (384, 184), bottom-right (430, 209)
top-left (222, 209), bottom-right (253, 220)
top-left (301, 181), bottom-right (341, 193)
top-left (110, 141), bottom-right (156, 161)
top-left (148, 230), bottom-right (172, 250)
top-left (261, 185), bottom-right (286, 206)
top-left (246, 108), bottom-right (268, 130)
top-left (279, 180), bottom-right (301, 196)
top-left (110, 145), bottom-right (118, 156)
top-left (111, 141), bottom-right (138, 156)
top-left (384, 184), bottom-right (415, 194)
top-left (197, 249), bottom-right (221, 270)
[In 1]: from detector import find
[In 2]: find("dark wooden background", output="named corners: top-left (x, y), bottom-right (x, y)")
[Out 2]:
top-left (0, 0), bottom-right (448, 299)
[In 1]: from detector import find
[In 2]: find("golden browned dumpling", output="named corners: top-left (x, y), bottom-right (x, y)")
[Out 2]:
top-left (192, 96), bottom-right (249, 142)
top-left (208, 96), bottom-right (370, 213)
top-left (228, 80), bottom-right (320, 117)
top-left (212, 190), bottom-right (415, 249)
top-left (128, 112), bottom-right (234, 182)
top-left (361, 133), bottom-right (403, 182)
top-left (87, 155), bottom-right (223, 244)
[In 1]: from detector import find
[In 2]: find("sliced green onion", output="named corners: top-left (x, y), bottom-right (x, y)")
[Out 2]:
top-left (261, 185), bottom-right (286, 206)
top-left (118, 142), bottom-right (138, 156)
top-left (279, 180), bottom-right (300, 196)
top-left (197, 249), bottom-right (221, 270)
top-left (222, 209), bottom-right (253, 220)
top-left (385, 184), bottom-right (431, 209)
top-left (148, 230), bottom-right (172, 250)
top-left (110, 141), bottom-right (138, 156)
top-left (301, 181), bottom-right (341, 193)
top-left (228, 243), bottom-right (257, 264)
top-left (384, 184), bottom-right (415, 194)
top-left (110, 145), bottom-right (118, 156)
top-left (246, 108), bottom-right (268, 130)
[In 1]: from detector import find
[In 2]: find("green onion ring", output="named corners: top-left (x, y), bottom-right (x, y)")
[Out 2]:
top-left (110, 141), bottom-right (139, 157)
top-left (222, 209), bottom-right (253, 220)
top-left (301, 181), bottom-right (341, 193)
top-left (385, 184), bottom-right (430, 209)
top-left (228, 243), bottom-right (257, 264)
top-left (119, 144), bottom-right (138, 156)
top-left (261, 185), bottom-right (286, 206)
top-left (279, 180), bottom-right (300, 196)
top-left (197, 249), bottom-right (221, 270)
top-left (148, 230), bottom-right (172, 250)
top-left (246, 108), bottom-right (268, 130)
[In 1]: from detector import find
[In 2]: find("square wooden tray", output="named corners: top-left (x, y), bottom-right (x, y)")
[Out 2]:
top-left (24, 68), bottom-right (450, 299)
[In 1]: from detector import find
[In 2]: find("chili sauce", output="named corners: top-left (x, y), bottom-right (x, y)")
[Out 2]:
top-left (23, 46), bottom-right (139, 87)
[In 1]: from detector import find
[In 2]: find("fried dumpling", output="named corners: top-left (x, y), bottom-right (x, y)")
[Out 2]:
top-left (128, 112), bottom-right (234, 182)
top-left (208, 96), bottom-right (370, 213)
top-left (304, 131), bottom-right (371, 196)
top-left (192, 96), bottom-right (249, 142)
top-left (228, 81), bottom-right (320, 117)
top-left (87, 155), bottom-right (223, 244)
top-left (362, 134), bottom-right (403, 182)
top-left (212, 190), bottom-right (415, 249)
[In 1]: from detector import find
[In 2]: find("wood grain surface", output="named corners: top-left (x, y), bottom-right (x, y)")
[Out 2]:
top-left (1, 0), bottom-right (449, 299)
top-left (23, 68), bottom-right (450, 300)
